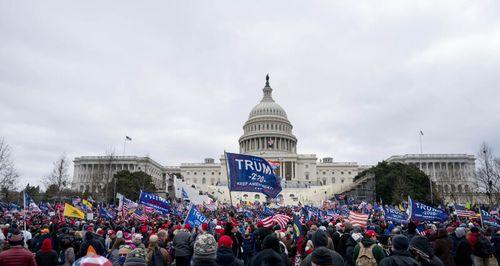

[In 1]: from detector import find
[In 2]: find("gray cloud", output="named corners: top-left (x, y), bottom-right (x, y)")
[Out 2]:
top-left (1, 0), bottom-right (499, 187)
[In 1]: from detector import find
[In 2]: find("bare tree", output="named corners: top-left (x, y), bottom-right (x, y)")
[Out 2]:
top-left (44, 153), bottom-right (70, 193)
top-left (475, 142), bottom-right (500, 206)
top-left (0, 138), bottom-right (19, 201)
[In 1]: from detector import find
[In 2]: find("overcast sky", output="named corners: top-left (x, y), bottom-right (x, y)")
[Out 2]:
top-left (1, 1), bottom-right (500, 188)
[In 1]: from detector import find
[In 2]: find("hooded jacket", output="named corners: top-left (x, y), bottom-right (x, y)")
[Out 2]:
top-left (35, 238), bottom-right (58, 266)
top-left (216, 246), bottom-right (244, 266)
top-left (300, 230), bottom-right (345, 266)
top-left (352, 237), bottom-right (386, 265)
top-left (379, 250), bottom-right (420, 266)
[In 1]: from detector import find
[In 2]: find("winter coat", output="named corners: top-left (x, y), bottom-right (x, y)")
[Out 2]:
top-left (491, 232), bottom-right (500, 262)
top-left (0, 246), bottom-right (37, 266)
top-left (146, 246), bottom-right (171, 266)
top-left (173, 230), bottom-right (193, 258)
top-left (344, 235), bottom-right (358, 266)
top-left (300, 248), bottom-right (345, 266)
top-left (352, 237), bottom-right (386, 265)
top-left (251, 249), bottom-right (287, 266)
top-left (432, 234), bottom-right (453, 266)
top-left (379, 250), bottom-right (420, 266)
top-left (216, 247), bottom-right (244, 266)
top-left (454, 237), bottom-right (473, 266)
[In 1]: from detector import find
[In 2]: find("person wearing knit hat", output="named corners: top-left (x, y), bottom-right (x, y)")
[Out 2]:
top-left (409, 236), bottom-right (444, 266)
top-left (0, 229), bottom-right (36, 266)
top-left (311, 247), bottom-right (334, 266)
top-left (379, 235), bottom-right (419, 266)
top-left (147, 235), bottom-right (170, 266)
top-left (216, 235), bottom-right (244, 266)
top-left (453, 227), bottom-right (473, 266)
top-left (35, 238), bottom-right (58, 266)
top-left (192, 234), bottom-right (218, 266)
top-left (301, 230), bottom-right (345, 266)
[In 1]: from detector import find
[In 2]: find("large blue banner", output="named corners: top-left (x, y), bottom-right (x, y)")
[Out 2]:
top-left (408, 197), bottom-right (448, 222)
top-left (226, 152), bottom-right (282, 198)
top-left (480, 209), bottom-right (500, 228)
top-left (138, 191), bottom-right (170, 214)
top-left (383, 206), bottom-right (408, 225)
top-left (184, 205), bottom-right (207, 228)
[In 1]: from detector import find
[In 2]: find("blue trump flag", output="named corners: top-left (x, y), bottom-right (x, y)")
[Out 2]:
top-left (480, 209), bottom-right (500, 228)
top-left (408, 197), bottom-right (448, 222)
top-left (383, 206), bottom-right (408, 225)
top-left (138, 191), bottom-right (170, 214)
top-left (225, 152), bottom-right (282, 198)
top-left (184, 205), bottom-right (207, 228)
top-left (293, 214), bottom-right (303, 240)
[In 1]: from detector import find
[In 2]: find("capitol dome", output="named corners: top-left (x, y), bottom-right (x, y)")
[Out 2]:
top-left (239, 75), bottom-right (297, 155)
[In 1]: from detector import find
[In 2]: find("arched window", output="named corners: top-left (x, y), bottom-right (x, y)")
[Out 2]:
top-left (202, 178), bottom-right (206, 184)
top-left (332, 177), bottom-right (336, 183)
top-left (451, 184), bottom-right (456, 193)
top-left (255, 194), bottom-right (260, 200)
top-left (243, 194), bottom-right (248, 198)
top-left (465, 184), bottom-right (470, 192)
top-left (458, 184), bottom-right (462, 193)
top-left (289, 194), bottom-right (295, 198)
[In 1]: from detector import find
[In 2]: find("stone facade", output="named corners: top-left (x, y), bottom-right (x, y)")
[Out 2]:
top-left (72, 156), bottom-right (166, 194)
top-left (386, 154), bottom-right (476, 204)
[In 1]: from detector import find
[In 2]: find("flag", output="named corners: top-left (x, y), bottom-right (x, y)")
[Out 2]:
top-left (268, 160), bottom-right (281, 170)
top-left (132, 209), bottom-right (148, 222)
top-left (63, 203), bottom-right (85, 219)
top-left (262, 214), bottom-right (291, 229)
top-left (454, 204), bottom-right (476, 218)
top-left (408, 197), bottom-right (448, 222)
top-left (348, 211), bottom-right (369, 228)
top-left (138, 191), bottom-right (170, 214)
top-left (72, 197), bottom-right (81, 206)
top-left (480, 208), bottom-right (500, 228)
top-left (416, 224), bottom-right (427, 236)
top-left (82, 199), bottom-right (93, 210)
top-left (99, 206), bottom-right (115, 219)
top-left (24, 191), bottom-right (41, 212)
top-left (383, 206), bottom-right (408, 225)
top-left (184, 205), bottom-right (207, 228)
top-left (181, 187), bottom-right (190, 202)
top-left (293, 214), bottom-right (303, 240)
top-left (126, 136), bottom-right (132, 141)
top-left (225, 152), bottom-right (282, 198)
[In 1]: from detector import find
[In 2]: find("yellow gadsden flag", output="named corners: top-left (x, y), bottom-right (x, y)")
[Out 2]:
top-left (82, 199), bottom-right (93, 209)
top-left (63, 203), bottom-right (85, 219)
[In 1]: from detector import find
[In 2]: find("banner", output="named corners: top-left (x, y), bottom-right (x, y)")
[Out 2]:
top-left (480, 209), bottom-right (500, 228)
top-left (383, 206), bottom-right (408, 225)
top-left (138, 191), bottom-right (170, 214)
top-left (63, 203), bottom-right (85, 219)
top-left (408, 197), bottom-right (448, 222)
top-left (184, 205), bottom-right (207, 228)
top-left (24, 191), bottom-right (41, 212)
top-left (226, 152), bottom-right (282, 198)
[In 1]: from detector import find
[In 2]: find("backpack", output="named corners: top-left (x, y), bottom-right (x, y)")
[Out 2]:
top-left (58, 249), bottom-right (66, 265)
top-left (356, 243), bottom-right (377, 266)
top-left (151, 247), bottom-right (164, 266)
top-left (476, 235), bottom-right (494, 258)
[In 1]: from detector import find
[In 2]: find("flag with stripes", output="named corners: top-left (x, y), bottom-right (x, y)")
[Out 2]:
top-left (182, 187), bottom-right (190, 202)
top-left (262, 214), bottom-right (291, 229)
top-left (454, 204), bottom-right (477, 218)
top-left (132, 209), bottom-right (148, 222)
top-left (348, 211), bottom-right (369, 228)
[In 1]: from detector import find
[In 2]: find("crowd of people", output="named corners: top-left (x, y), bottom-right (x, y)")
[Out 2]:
top-left (0, 200), bottom-right (499, 266)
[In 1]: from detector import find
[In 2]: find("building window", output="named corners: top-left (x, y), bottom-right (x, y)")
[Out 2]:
top-left (193, 178), bottom-right (197, 183)
top-left (202, 172), bottom-right (206, 175)
top-left (289, 194), bottom-right (295, 198)
top-left (211, 172), bottom-right (214, 175)
top-left (305, 173), bottom-right (309, 180)
top-left (305, 164), bottom-right (309, 169)
top-left (332, 177), bottom-right (335, 183)
top-left (187, 171), bottom-right (190, 175)
top-left (255, 194), bottom-right (260, 200)
top-left (211, 178), bottom-right (215, 185)
top-left (348, 171), bottom-right (351, 174)
top-left (202, 178), bottom-right (206, 184)
top-left (322, 171), bottom-right (326, 175)
top-left (243, 194), bottom-right (248, 198)
top-left (341, 171), bottom-right (344, 175)
top-left (194, 172), bottom-right (197, 175)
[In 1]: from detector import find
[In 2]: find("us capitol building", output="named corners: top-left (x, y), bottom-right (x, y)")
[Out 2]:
top-left (71, 75), bottom-right (477, 204)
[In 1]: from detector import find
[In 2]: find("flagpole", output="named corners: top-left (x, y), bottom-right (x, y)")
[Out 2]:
top-left (23, 190), bottom-right (26, 231)
top-left (223, 151), bottom-right (234, 207)
top-left (123, 137), bottom-right (127, 156)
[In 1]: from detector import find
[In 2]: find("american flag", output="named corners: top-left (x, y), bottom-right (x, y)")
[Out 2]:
top-left (262, 214), bottom-right (291, 229)
top-left (454, 204), bottom-right (476, 218)
top-left (132, 209), bottom-right (148, 222)
top-left (348, 211), bottom-right (369, 228)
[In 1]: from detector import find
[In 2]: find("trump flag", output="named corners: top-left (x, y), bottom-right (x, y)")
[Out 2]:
top-left (226, 152), bottom-right (282, 198)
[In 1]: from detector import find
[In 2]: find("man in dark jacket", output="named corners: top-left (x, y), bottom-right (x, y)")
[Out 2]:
top-left (300, 230), bottom-right (344, 266)
top-left (379, 235), bottom-right (419, 266)
top-left (217, 235), bottom-right (244, 266)
top-left (79, 231), bottom-right (106, 256)
top-left (252, 221), bottom-right (272, 253)
top-left (453, 227), bottom-right (473, 266)
top-left (352, 230), bottom-right (386, 265)
top-left (173, 224), bottom-right (193, 266)
top-left (251, 234), bottom-right (289, 266)
top-left (409, 236), bottom-right (444, 266)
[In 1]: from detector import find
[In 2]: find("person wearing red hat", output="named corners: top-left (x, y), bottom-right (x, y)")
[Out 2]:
top-left (216, 235), bottom-right (244, 266)
top-left (352, 230), bottom-right (386, 266)
top-left (35, 238), bottom-right (58, 266)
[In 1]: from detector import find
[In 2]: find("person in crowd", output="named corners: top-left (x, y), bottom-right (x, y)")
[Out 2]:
top-left (379, 235), bottom-right (419, 266)
top-left (300, 230), bottom-right (344, 266)
top-left (109, 238), bottom-right (126, 265)
top-left (124, 247), bottom-right (147, 266)
top-left (133, 233), bottom-right (146, 249)
top-left (192, 233), bottom-right (218, 266)
top-left (468, 226), bottom-right (497, 266)
top-left (173, 224), bottom-right (193, 266)
top-left (0, 229), bottom-right (36, 266)
top-left (409, 236), bottom-right (444, 266)
top-left (251, 234), bottom-right (288, 266)
top-left (432, 228), bottom-right (453, 266)
top-left (35, 237), bottom-right (58, 266)
top-left (216, 235), bottom-right (244, 266)
top-left (147, 234), bottom-right (170, 266)
top-left (253, 221), bottom-right (272, 253)
top-left (117, 245), bottom-right (133, 266)
top-left (453, 227), bottom-right (473, 266)
top-left (242, 225), bottom-right (255, 266)
top-left (80, 230), bottom-right (106, 256)
top-left (352, 229), bottom-right (386, 265)
top-left (490, 229), bottom-right (500, 265)
top-left (59, 237), bottom-right (76, 266)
